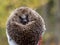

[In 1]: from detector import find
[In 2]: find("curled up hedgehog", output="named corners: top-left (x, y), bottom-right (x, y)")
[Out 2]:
top-left (6, 7), bottom-right (46, 45)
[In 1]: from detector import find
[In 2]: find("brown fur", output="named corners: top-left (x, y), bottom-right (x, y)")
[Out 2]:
top-left (6, 7), bottom-right (45, 45)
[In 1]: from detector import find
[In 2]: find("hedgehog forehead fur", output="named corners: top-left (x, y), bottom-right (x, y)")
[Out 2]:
top-left (9, 7), bottom-right (37, 21)
top-left (6, 7), bottom-right (46, 45)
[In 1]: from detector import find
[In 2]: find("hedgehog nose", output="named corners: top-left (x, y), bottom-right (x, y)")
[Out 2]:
top-left (22, 19), bottom-right (28, 25)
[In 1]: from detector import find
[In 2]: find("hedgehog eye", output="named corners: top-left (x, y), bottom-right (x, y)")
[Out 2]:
top-left (26, 14), bottom-right (28, 17)
top-left (19, 16), bottom-right (22, 20)
top-left (26, 14), bottom-right (29, 19)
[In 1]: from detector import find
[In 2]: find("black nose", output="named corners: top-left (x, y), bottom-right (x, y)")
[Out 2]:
top-left (22, 19), bottom-right (27, 25)
top-left (19, 15), bottom-right (29, 25)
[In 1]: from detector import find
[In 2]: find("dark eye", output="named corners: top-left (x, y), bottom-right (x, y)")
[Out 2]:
top-left (26, 14), bottom-right (28, 17)
top-left (26, 15), bottom-right (28, 18)
top-left (26, 14), bottom-right (29, 20)
top-left (19, 16), bottom-right (23, 20)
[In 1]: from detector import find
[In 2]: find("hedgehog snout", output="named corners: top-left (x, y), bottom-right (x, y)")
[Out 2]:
top-left (19, 15), bottom-right (29, 25)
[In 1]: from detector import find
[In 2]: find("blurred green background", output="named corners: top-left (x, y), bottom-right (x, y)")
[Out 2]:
top-left (0, 0), bottom-right (60, 45)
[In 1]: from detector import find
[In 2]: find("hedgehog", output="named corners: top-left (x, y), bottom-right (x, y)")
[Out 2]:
top-left (6, 7), bottom-right (46, 45)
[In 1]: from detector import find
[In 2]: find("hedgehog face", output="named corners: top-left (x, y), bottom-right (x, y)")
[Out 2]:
top-left (13, 8), bottom-right (37, 25)
top-left (19, 14), bottom-right (29, 25)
